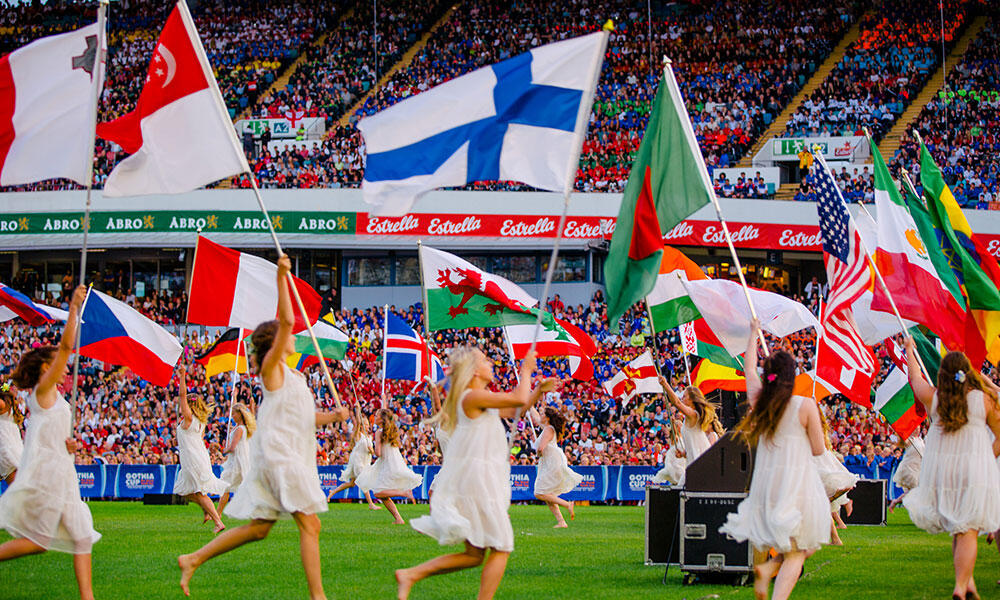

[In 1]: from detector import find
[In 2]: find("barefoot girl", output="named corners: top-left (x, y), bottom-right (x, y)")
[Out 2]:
top-left (327, 400), bottom-right (380, 510)
top-left (173, 369), bottom-right (227, 533)
top-left (177, 256), bottom-right (348, 599)
top-left (652, 418), bottom-right (686, 486)
top-left (901, 343), bottom-right (1000, 600)
top-left (217, 402), bottom-right (255, 516)
top-left (659, 376), bottom-right (721, 466)
top-left (0, 286), bottom-right (101, 600)
top-left (0, 382), bottom-right (23, 484)
top-left (397, 348), bottom-right (544, 600)
top-left (356, 408), bottom-right (423, 524)
top-left (812, 407), bottom-right (857, 545)
top-left (719, 320), bottom-right (829, 600)
top-left (531, 404), bottom-right (580, 528)
top-left (888, 435), bottom-right (923, 512)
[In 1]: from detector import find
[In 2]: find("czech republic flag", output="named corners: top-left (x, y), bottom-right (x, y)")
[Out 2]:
top-left (0, 283), bottom-right (59, 326)
top-left (79, 289), bottom-right (183, 386)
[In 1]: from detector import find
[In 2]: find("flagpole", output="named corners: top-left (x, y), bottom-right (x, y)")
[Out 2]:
top-left (662, 57), bottom-right (769, 356)
top-left (503, 327), bottom-right (537, 441)
top-left (380, 304), bottom-right (388, 399)
top-left (70, 0), bottom-right (109, 429)
top-left (224, 327), bottom-right (243, 442)
top-left (677, 328), bottom-right (694, 387)
top-left (416, 240), bottom-right (436, 393)
top-left (812, 298), bottom-right (823, 400)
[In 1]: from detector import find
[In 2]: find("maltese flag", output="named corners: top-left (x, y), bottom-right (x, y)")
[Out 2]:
top-left (97, 0), bottom-right (247, 196)
top-left (359, 29), bottom-right (608, 216)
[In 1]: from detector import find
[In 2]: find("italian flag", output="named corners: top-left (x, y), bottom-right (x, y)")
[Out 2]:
top-left (869, 136), bottom-right (965, 351)
top-left (505, 313), bottom-right (597, 380)
top-left (679, 319), bottom-right (742, 370)
top-left (287, 315), bottom-right (349, 369)
top-left (419, 244), bottom-right (540, 331)
top-left (604, 64), bottom-right (713, 331)
top-left (647, 246), bottom-right (706, 332)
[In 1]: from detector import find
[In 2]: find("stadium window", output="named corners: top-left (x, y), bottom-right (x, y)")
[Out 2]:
top-left (465, 255), bottom-right (489, 272)
top-left (346, 257), bottom-right (390, 286)
top-left (592, 253), bottom-right (605, 284)
top-left (492, 255), bottom-right (537, 283)
top-left (541, 254), bottom-right (586, 282)
top-left (394, 256), bottom-right (421, 285)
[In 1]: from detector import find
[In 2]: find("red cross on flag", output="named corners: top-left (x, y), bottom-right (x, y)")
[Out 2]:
top-left (602, 350), bottom-right (660, 402)
top-left (97, 0), bottom-right (248, 196)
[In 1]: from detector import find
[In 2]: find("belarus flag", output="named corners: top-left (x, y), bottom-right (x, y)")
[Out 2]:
top-left (187, 236), bottom-right (322, 332)
top-left (602, 350), bottom-right (660, 402)
top-left (0, 22), bottom-right (104, 186)
top-left (96, 0), bottom-right (247, 196)
top-left (79, 289), bottom-right (183, 386)
top-left (504, 312), bottom-right (597, 380)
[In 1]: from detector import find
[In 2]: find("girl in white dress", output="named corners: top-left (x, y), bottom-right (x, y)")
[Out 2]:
top-left (173, 369), bottom-right (227, 533)
top-left (216, 402), bottom-right (255, 516)
top-left (326, 401), bottom-right (380, 510)
top-left (0, 383), bottom-right (23, 483)
top-left (356, 408), bottom-right (423, 524)
top-left (0, 286), bottom-right (100, 600)
top-left (812, 408), bottom-right (858, 546)
top-left (531, 405), bottom-right (580, 528)
top-left (651, 419), bottom-right (687, 486)
top-left (888, 435), bottom-right (923, 512)
top-left (901, 342), bottom-right (1000, 600)
top-left (719, 320), bottom-right (829, 600)
top-left (397, 348), bottom-right (550, 600)
top-left (178, 255), bottom-right (348, 600)
top-left (659, 376), bottom-right (721, 466)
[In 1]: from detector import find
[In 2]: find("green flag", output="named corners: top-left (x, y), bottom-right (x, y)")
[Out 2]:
top-left (901, 180), bottom-right (965, 312)
top-left (604, 65), bottom-right (713, 331)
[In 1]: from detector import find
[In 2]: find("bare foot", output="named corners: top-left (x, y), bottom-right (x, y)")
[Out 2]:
top-left (368, 504), bottom-right (382, 511)
top-left (753, 558), bottom-right (779, 600)
top-left (395, 569), bottom-right (415, 600)
top-left (845, 499), bottom-right (854, 517)
top-left (202, 513), bottom-right (210, 525)
top-left (553, 522), bottom-right (568, 529)
top-left (213, 521), bottom-right (226, 534)
top-left (831, 531), bottom-right (843, 546)
top-left (178, 554), bottom-right (199, 597)
top-left (393, 518), bottom-right (406, 525)
top-left (569, 501), bottom-right (576, 521)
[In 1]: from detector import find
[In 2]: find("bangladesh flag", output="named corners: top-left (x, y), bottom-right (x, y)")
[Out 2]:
top-left (646, 246), bottom-right (706, 332)
top-left (419, 244), bottom-right (542, 331)
top-left (604, 65), bottom-right (713, 331)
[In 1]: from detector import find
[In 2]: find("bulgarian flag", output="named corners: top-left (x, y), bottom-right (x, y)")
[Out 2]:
top-left (646, 246), bottom-right (706, 332)
top-left (690, 358), bottom-right (745, 395)
top-left (505, 313), bottom-right (597, 380)
top-left (287, 315), bottom-right (349, 369)
top-left (869, 136), bottom-right (965, 351)
top-left (420, 244), bottom-right (541, 331)
top-left (604, 64), bottom-right (713, 331)
top-left (679, 319), bottom-right (742, 370)
top-left (875, 337), bottom-right (928, 439)
top-left (920, 142), bottom-right (1000, 366)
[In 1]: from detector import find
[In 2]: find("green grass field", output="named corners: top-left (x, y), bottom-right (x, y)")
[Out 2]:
top-left (0, 502), bottom-right (996, 599)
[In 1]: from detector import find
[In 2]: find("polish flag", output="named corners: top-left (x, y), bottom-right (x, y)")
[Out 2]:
top-left (0, 22), bottom-right (104, 186)
top-left (96, 0), bottom-right (248, 196)
top-left (79, 289), bottom-right (183, 386)
top-left (187, 236), bottom-right (322, 333)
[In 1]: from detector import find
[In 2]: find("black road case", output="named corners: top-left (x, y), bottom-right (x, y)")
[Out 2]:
top-left (679, 491), bottom-right (751, 584)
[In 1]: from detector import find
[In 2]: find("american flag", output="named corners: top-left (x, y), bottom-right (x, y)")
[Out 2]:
top-left (813, 153), bottom-right (877, 404)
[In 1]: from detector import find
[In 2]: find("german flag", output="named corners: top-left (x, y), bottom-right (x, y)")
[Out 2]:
top-left (195, 327), bottom-right (248, 377)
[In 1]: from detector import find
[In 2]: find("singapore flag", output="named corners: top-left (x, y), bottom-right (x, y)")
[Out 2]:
top-left (97, 0), bottom-right (248, 196)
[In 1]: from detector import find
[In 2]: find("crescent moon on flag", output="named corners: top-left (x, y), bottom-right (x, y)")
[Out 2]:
top-left (158, 43), bottom-right (176, 88)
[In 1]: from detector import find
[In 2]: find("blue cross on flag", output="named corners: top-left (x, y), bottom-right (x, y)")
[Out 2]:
top-left (358, 31), bottom-right (608, 216)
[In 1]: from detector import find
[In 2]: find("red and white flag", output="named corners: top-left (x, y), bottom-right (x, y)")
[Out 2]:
top-left (0, 22), bottom-right (104, 186)
top-left (504, 315), bottom-right (597, 380)
top-left (602, 350), bottom-right (660, 402)
top-left (187, 236), bottom-right (321, 332)
top-left (96, 1), bottom-right (247, 196)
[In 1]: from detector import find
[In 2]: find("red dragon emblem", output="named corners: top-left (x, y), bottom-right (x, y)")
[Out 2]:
top-left (436, 267), bottom-right (530, 319)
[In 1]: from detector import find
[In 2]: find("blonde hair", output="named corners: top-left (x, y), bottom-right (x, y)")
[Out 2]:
top-left (684, 386), bottom-right (719, 433)
top-left (378, 408), bottom-right (401, 447)
top-left (426, 346), bottom-right (479, 434)
top-left (817, 403), bottom-right (833, 451)
top-left (349, 409), bottom-right (371, 450)
top-left (234, 403), bottom-right (256, 438)
top-left (189, 395), bottom-right (215, 425)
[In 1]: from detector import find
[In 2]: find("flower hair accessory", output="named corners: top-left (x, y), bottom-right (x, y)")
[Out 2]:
top-left (954, 370), bottom-right (966, 383)
top-left (0, 381), bottom-right (8, 392)
top-left (766, 374), bottom-right (777, 383)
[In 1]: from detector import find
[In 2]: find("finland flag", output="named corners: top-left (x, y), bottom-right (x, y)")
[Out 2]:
top-left (358, 30), bottom-right (608, 216)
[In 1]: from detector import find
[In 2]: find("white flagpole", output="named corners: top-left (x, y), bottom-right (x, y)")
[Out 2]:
top-left (661, 58), bottom-right (769, 357)
top-left (812, 298), bottom-right (823, 400)
top-left (70, 0), bottom-right (109, 429)
top-left (502, 327), bottom-right (537, 441)
top-left (224, 328), bottom-right (243, 442)
top-left (381, 304), bottom-right (388, 399)
top-left (676, 326), bottom-right (694, 388)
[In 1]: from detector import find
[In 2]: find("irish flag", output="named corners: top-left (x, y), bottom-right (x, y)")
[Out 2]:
top-left (646, 246), bottom-right (705, 332)
top-left (419, 245), bottom-right (540, 331)
top-left (505, 313), bottom-right (597, 380)
top-left (604, 64), bottom-right (713, 331)
top-left (869, 136), bottom-right (965, 351)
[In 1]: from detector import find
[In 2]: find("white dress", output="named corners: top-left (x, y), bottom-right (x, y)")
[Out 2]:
top-left (719, 395), bottom-right (830, 553)
top-left (0, 412), bottom-right (23, 478)
top-left (341, 432), bottom-right (374, 482)
top-left (0, 391), bottom-right (100, 553)
top-left (892, 436), bottom-right (924, 491)
top-left (355, 434), bottom-right (423, 494)
top-left (533, 426), bottom-right (583, 497)
top-left (220, 425), bottom-right (251, 491)
top-left (174, 418), bottom-right (227, 497)
top-left (904, 391), bottom-right (1000, 535)
top-left (428, 424), bottom-right (451, 492)
top-left (652, 438), bottom-right (687, 486)
top-left (412, 391), bottom-right (514, 552)
top-left (225, 365), bottom-right (328, 520)
top-left (681, 419), bottom-right (711, 466)
top-left (813, 450), bottom-right (859, 498)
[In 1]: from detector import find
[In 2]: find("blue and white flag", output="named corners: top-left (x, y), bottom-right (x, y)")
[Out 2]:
top-left (359, 30), bottom-right (608, 215)
top-left (383, 313), bottom-right (445, 383)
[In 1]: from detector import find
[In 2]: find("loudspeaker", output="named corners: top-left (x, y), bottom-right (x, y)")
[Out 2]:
top-left (712, 390), bottom-right (747, 430)
top-left (840, 479), bottom-right (886, 525)
top-left (645, 485), bottom-right (681, 565)
top-left (142, 493), bottom-right (188, 506)
top-left (684, 432), bottom-right (755, 494)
